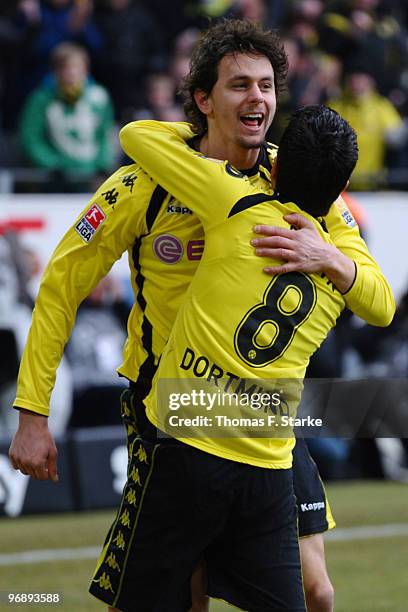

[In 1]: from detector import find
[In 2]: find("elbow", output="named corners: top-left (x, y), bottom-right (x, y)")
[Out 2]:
top-left (377, 310), bottom-right (396, 328)
top-left (119, 122), bottom-right (136, 157)
top-left (369, 296), bottom-right (396, 328)
top-left (119, 121), bottom-right (152, 162)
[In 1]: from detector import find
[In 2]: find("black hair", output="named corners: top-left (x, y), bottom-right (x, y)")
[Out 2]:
top-left (275, 105), bottom-right (358, 217)
top-left (182, 18), bottom-right (288, 134)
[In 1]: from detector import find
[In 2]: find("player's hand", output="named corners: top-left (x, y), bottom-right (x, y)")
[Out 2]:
top-left (9, 410), bottom-right (59, 482)
top-left (251, 213), bottom-right (334, 275)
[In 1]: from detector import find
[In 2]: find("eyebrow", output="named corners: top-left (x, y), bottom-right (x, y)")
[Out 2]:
top-left (228, 74), bottom-right (274, 82)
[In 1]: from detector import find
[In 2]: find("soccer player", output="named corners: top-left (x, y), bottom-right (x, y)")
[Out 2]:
top-left (9, 19), bottom-right (394, 612)
top-left (117, 21), bottom-right (394, 612)
top-left (104, 104), bottom-right (359, 611)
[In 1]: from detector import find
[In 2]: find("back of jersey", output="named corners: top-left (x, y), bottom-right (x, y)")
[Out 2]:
top-left (145, 199), bottom-right (345, 469)
top-left (120, 120), bottom-right (345, 467)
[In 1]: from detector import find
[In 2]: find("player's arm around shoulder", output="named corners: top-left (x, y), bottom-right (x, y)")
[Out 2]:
top-left (325, 195), bottom-right (395, 326)
top-left (120, 120), bottom-right (257, 226)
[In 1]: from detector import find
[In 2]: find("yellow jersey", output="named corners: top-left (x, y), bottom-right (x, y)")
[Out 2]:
top-left (119, 120), bottom-right (394, 468)
top-left (329, 91), bottom-right (403, 188)
top-left (14, 125), bottom-right (394, 418)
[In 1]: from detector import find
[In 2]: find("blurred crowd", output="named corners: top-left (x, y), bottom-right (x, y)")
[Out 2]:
top-left (0, 0), bottom-right (408, 190)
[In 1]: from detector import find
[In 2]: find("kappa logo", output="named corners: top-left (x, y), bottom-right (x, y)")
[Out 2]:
top-left (300, 501), bottom-right (325, 512)
top-left (167, 198), bottom-right (193, 215)
top-left (75, 204), bottom-right (105, 242)
top-left (153, 234), bottom-right (183, 264)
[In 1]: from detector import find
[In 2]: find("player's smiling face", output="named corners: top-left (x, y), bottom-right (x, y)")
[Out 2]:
top-left (197, 53), bottom-right (276, 159)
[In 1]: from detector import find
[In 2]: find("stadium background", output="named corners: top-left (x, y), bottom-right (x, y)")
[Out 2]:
top-left (1, 1), bottom-right (408, 610)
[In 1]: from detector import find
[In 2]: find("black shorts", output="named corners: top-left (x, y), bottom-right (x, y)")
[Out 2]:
top-left (292, 437), bottom-right (335, 538)
top-left (123, 381), bottom-right (336, 539)
top-left (89, 387), bottom-right (306, 612)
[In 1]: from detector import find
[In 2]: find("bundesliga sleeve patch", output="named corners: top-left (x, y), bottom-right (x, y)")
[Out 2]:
top-left (335, 198), bottom-right (357, 228)
top-left (75, 204), bottom-right (106, 242)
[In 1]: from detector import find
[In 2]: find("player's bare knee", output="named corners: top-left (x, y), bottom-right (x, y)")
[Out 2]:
top-left (305, 579), bottom-right (334, 612)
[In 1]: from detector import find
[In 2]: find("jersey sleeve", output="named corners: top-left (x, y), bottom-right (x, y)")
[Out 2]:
top-left (119, 120), bottom-right (257, 228)
top-left (325, 196), bottom-right (395, 326)
top-left (14, 165), bottom-right (150, 416)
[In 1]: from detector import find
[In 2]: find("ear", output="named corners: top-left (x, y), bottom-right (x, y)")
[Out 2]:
top-left (194, 89), bottom-right (212, 116)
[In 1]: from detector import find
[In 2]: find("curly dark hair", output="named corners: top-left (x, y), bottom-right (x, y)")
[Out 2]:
top-left (181, 19), bottom-right (288, 134)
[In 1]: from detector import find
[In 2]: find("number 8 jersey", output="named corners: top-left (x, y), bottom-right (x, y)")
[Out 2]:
top-left (120, 121), bottom-right (347, 468)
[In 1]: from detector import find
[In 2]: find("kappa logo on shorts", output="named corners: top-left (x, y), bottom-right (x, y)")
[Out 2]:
top-left (153, 234), bottom-right (183, 264)
top-left (300, 501), bottom-right (325, 512)
top-left (90, 394), bottom-right (158, 607)
top-left (75, 204), bottom-right (106, 242)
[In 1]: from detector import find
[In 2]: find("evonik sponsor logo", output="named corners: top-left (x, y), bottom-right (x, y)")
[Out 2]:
top-left (153, 235), bottom-right (204, 264)
top-left (153, 234), bottom-right (183, 264)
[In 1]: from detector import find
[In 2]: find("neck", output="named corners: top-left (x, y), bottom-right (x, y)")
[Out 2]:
top-left (199, 133), bottom-right (261, 170)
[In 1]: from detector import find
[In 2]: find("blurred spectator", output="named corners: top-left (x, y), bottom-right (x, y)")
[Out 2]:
top-left (0, 231), bottom-right (73, 436)
top-left (318, 0), bottom-right (408, 98)
top-left (19, 42), bottom-right (116, 191)
top-left (348, 288), bottom-right (408, 481)
top-left (0, 4), bottom-right (28, 133)
top-left (170, 27), bottom-right (200, 93)
top-left (269, 37), bottom-right (341, 143)
top-left (0, 233), bottom-right (25, 436)
top-left (148, 0), bottom-right (192, 48)
top-left (16, 0), bottom-right (102, 98)
top-left (230, 0), bottom-right (268, 23)
top-left (93, 0), bottom-right (166, 123)
top-left (187, 0), bottom-right (235, 21)
top-left (328, 68), bottom-right (407, 189)
top-left (65, 276), bottom-right (130, 428)
top-left (285, 0), bottom-right (324, 47)
top-left (133, 73), bottom-right (184, 122)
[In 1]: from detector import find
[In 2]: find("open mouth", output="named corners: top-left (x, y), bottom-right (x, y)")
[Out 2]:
top-left (240, 113), bottom-right (264, 128)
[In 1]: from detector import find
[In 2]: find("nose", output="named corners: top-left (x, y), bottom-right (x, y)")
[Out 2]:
top-left (247, 83), bottom-right (264, 104)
